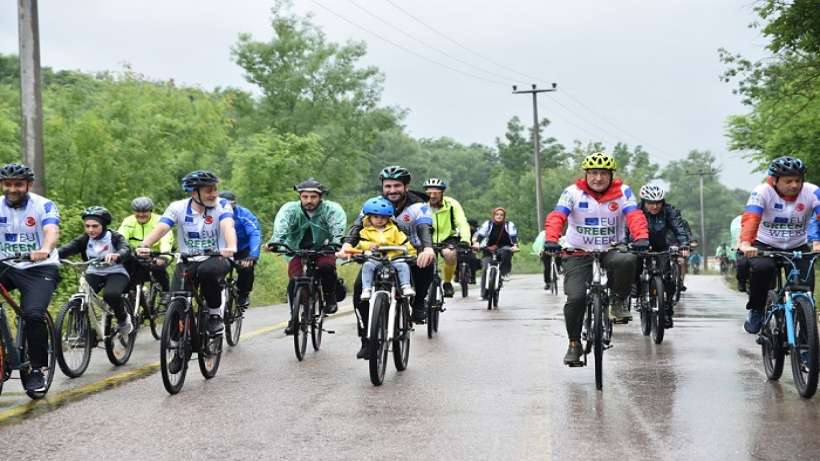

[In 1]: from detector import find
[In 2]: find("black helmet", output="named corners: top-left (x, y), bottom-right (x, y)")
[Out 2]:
top-left (294, 178), bottom-right (327, 195)
top-left (82, 206), bottom-right (112, 226)
top-left (768, 156), bottom-right (807, 177)
top-left (219, 191), bottom-right (237, 202)
top-left (130, 196), bottom-right (154, 212)
top-left (0, 163), bottom-right (35, 181)
top-left (181, 170), bottom-right (219, 192)
top-left (379, 165), bottom-right (411, 184)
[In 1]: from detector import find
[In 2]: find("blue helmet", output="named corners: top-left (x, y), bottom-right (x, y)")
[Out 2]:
top-left (181, 170), bottom-right (219, 192)
top-left (362, 196), bottom-right (394, 217)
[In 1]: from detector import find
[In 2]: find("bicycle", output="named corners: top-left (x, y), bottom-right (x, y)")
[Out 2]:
top-left (425, 244), bottom-right (450, 338)
top-left (456, 245), bottom-right (474, 298)
top-left (0, 253), bottom-right (56, 399)
top-left (632, 250), bottom-right (670, 344)
top-left (128, 256), bottom-right (167, 340)
top-left (55, 259), bottom-right (137, 377)
top-left (481, 246), bottom-right (512, 310)
top-left (157, 250), bottom-right (234, 395)
top-left (543, 252), bottom-right (560, 296)
top-left (668, 246), bottom-right (684, 305)
top-left (346, 246), bottom-right (415, 386)
top-left (268, 243), bottom-right (337, 361)
top-left (757, 250), bottom-right (820, 398)
top-left (222, 263), bottom-right (244, 347)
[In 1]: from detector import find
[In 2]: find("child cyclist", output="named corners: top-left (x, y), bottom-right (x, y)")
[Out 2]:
top-left (355, 197), bottom-right (416, 300)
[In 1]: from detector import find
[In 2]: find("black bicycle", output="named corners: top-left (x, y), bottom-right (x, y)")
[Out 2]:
top-left (222, 263), bottom-right (244, 347)
top-left (128, 257), bottom-right (168, 340)
top-left (633, 250), bottom-right (670, 344)
top-left (0, 253), bottom-right (56, 399)
top-left (425, 244), bottom-right (450, 338)
top-left (456, 245), bottom-right (474, 298)
top-left (347, 246), bottom-right (415, 386)
top-left (157, 250), bottom-right (234, 395)
top-left (268, 243), bottom-right (337, 361)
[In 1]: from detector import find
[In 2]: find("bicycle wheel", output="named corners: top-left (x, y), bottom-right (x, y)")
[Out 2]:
top-left (160, 299), bottom-right (190, 395)
top-left (427, 281), bottom-right (438, 338)
top-left (486, 267), bottom-right (496, 310)
top-left (225, 287), bottom-right (243, 347)
top-left (293, 287), bottom-right (309, 361)
top-left (650, 276), bottom-right (666, 344)
top-left (55, 299), bottom-right (92, 378)
top-left (790, 296), bottom-right (819, 398)
top-left (20, 312), bottom-right (56, 400)
top-left (310, 295), bottom-right (323, 351)
top-left (459, 263), bottom-right (469, 298)
top-left (0, 335), bottom-right (5, 397)
top-left (104, 299), bottom-right (137, 366)
top-left (670, 263), bottom-right (682, 305)
top-left (638, 283), bottom-right (651, 336)
top-left (593, 292), bottom-right (604, 390)
top-left (493, 285), bottom-right (500, 309)
top-left (369, 293), bottom-right (390, 386)
top-left (393, 298), bottom-right (411, 371)
top-left (198, 313), bottom-right (223, 379)
top-left (148, 284), bottom-right (164, 340)
top-left (761, 292), bottom-right (785, 380)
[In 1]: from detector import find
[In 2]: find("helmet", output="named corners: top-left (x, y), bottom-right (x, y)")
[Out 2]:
top-left (639, 184), bottom-right (666, 201)
top-left (219, 191), bottom-right (237, 202)
top-left (768, 156), bottom-right (806, 177)
top-left (130, 196), bottom-right (154, 212)
top-left (581, 152), bottom-right (616, 171)
top-left (81, 206), bottom-right (112, 226)
top-left (0, 163), bottom-right (35, 181)
top-left (423, 177), bottom-right (447, 190)
top-left (362, 196), bottom-right (394, 217)
top-left (181, 170), bottom-right (219, 192)
top-left (294, 178), bottom-right (327, 195)
top-left (379, 165), bottom-right (411, 184)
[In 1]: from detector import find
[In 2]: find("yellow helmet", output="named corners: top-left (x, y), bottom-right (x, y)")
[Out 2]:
top-left (581, 152), bottom-right (616, 171)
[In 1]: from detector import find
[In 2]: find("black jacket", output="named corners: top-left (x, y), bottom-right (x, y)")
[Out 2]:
top-left (639, 202), bottom-right (690, 251)
top-left (58, 230), bottom-right (131, 261)
top-left (344, 190), bottom-right (433, 249)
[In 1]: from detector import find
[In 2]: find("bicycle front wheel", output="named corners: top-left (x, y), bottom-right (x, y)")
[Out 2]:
top-left (160, 299), bottom-right (190, 395)
top-left (148, 285), bottom-right (164, 340)
top-left (310, 295), bottom-right (323, 351)
top-left (790, 296), bottom-right (819, 398)
top-left (650, 276), bottom-right (666, 344)
top-left (225, 288), bottom-right (243, 347)
top-left (593, 293), bottom-right (604, 390)
top-left (293, 288), bottom-right (310, 361)
top-left (550, 264), bottom-right (559, 296)
top-left (762, 293), bottom-right (785, 381)
top-left (393, 298), bottom-right (411, 371)
top-left (459, 263), bottom-right (469, 298)
top-left (55, 299), bottom-right (93, 378)
top-left (369, 293), bottom-right (390, 386)
top-left (427, 282), bottom-right (438, 338)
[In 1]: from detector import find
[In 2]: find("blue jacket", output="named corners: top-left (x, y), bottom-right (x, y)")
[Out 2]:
top-left (809, 216), bottom-right (820, 243)
top-left (233, 204), bottom-right (262, 258)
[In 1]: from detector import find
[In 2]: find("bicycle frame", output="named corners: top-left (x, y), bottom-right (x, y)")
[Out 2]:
top-left (483, 252), bottom-right (502, 292)
top-left (0, 283), bottom-right (25, 371)
top-left (361, 248), bottom-right (413, 343)
top-left (63, 261), bottom-right (121, 343)
top-left (762, 251), bottom-right (819, 348)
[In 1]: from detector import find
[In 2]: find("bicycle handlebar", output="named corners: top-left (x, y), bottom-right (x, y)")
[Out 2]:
top-left (0, 252), bottom-right (31, 263)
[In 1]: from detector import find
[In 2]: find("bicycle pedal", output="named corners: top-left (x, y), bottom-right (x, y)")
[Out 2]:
top-left (567, 361), bottom-right (585, 368)
top-left (612, 319), bottom-right (630, 325)
top-left (324, 329), bottom-right (335, 334)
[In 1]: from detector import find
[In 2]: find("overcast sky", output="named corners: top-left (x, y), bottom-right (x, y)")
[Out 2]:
top-left (1, 0), bottom-right (768, 190)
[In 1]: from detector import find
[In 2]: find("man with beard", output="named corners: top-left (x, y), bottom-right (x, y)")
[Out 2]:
top-left (0, 163), bottom-right (60, 394)
top-left (339, 166), bottom-right (435, 359)
top-left (137, 170), bottom-right (237, 336)
top-left (423, 178), bottom-right (471, 297)
top-left (268, 178), bottom-right (347, 335)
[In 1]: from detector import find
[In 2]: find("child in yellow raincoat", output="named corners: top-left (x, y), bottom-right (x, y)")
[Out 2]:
top-left (356, 197), bottom-right (416, 299)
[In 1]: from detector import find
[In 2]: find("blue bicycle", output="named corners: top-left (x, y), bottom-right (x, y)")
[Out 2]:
top-left (757, 250), bottom-right (820, 398)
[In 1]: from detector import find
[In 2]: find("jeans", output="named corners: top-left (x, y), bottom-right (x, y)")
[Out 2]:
top-left (362, 260), bottom-right (411, 289)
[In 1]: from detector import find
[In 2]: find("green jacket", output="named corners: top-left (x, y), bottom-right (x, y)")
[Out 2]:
top-left (430, 196), bottom-right (470, 244)
top-left (117, 213), bottom-right (175, 253)
top-left (268, 200), bottom-right (347, 251)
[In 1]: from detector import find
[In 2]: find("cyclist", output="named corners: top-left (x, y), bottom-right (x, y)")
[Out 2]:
top-left (532, 230), bottom-right (565, 291)
top-left (119, 197), bottom-right (173, 305)
top-left (219, 191), bottom-right (261, 308)
top-left (636, 184), bottom-right (689, 327)
top-left (339, 165), bottom-right (435, 358)
top-left (59, 207), bottom-right (132, 335)
top-left (0, 163), bottom-right (60, 393)
top-left (542, 152), bottom-right (649, 366)
top-left (423, 177), bottom-right (471, 297)
top-left (739, 156), bottom-right (820, 334)
top-left (136, 171), bottom-right (237, 335)
top-left (268, 178), bottom-right (346, 334)
top-left (473, 207), bottom-right (520, 298)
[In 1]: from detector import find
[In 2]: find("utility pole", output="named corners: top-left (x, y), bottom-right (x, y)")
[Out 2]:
top-left (688, 169), bottom-right (715, 256)
top-left (513, 83), bottom-right (557, 229)
top-left (18, 0), bottom-right (45, 194)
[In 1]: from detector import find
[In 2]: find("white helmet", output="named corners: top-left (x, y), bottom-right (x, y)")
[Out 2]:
top-left (639, 184), bottom-right (666, 201)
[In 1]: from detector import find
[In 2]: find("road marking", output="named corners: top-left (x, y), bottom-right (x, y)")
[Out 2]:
top-left (0, 304), bottom-right (354, 425)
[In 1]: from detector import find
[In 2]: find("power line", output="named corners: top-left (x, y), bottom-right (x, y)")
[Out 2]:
top-left (309, 0), bottom-right (509, 87)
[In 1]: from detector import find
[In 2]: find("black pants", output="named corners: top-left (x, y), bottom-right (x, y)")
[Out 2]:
top-left (171, 257), bottom-right (230, 312)
top-left (0, 265), bottom-right (59, 369)
top-left (352, 261), bottom-right (433, 337)
top-left (746, 242), bottom-right (814, 311)
top-left (125, 258), bottom-right (170, 292)
top-left (85, 273), bottom-right (130, 322)
top-left (736, 251), bottom-right (749, 288)
top-left (235, 249), bottom-right (256, 296)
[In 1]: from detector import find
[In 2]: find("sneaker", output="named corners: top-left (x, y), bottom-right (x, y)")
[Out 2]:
top-left (116, 316), bottom-right (133, 337)
top-left (167, 351), bottom-right (184, 374)
top-left (610, 297), bottom-right (632, 321)
top-left (24, 368), bottom-right (46, 393)
top-left (237, 294), bottom-right (250, 308)
top-left (361, 288), bottom-right (372, 300)
top-left (744, 309), bottom-right (764, 334)
top-left (401, 285), bottom-right (416, 297)
top-left (544, 282), bottom-right (551, 291)
top-left (563, 342), bottom-right (583, 366)
top-left (324, 302), bottom-right (338, 315)
top-left (738, 280), bottom-right (747, 293)
top-left (356, 339), bottom-right (370, 360)
top-left (208, 314), bottom-right (224, 335)
top-left (442, 282), bottom-right (455, 298)
top-left (412, 308), bottom-right (427, 323)
top-left (284, 321), bottom-right (295, 336)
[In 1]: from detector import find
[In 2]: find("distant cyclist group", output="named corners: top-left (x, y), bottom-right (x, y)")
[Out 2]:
top-left (2, 151), bottom-right (818, 397)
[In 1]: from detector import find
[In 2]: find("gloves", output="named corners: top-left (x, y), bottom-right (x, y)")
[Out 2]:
top-left (630, 239), bottom-right (650, 251)
top-left (543, 241), bottom-right (563, 253)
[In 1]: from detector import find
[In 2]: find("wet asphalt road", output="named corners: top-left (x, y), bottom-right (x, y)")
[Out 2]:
top-left (2, 274), bottom-right (820, 460)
